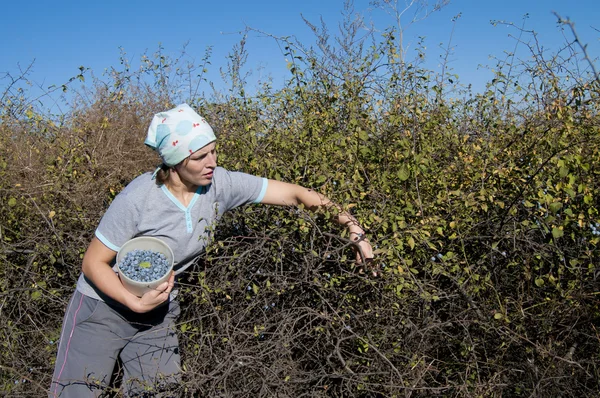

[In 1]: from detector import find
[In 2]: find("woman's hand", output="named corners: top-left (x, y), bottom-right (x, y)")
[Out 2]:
top-left (128, 271), bottom-right (175, 313)
top-left (350, 231), bottom-right (378, 277)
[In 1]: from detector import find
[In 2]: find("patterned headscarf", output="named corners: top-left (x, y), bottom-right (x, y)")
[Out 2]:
top-left (145, 103), bottom-right (216, 167)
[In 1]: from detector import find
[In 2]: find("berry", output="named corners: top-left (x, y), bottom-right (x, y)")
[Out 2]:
top-left (118, 249), bottom-right (170, 282)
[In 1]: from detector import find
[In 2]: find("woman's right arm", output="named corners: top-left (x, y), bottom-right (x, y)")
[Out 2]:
top-left (81, 237), bottom-right (174, 313)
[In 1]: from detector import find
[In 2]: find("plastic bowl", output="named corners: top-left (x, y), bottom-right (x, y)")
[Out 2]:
top-left (116, 236), bottom-right (174, 297)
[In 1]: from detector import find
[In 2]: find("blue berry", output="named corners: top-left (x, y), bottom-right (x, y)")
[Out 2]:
top-left (119, 249), bottom-right (170, 282)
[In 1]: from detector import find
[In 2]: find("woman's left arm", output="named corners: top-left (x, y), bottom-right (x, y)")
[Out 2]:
top-left (260, 179), bottom-right (375, 271)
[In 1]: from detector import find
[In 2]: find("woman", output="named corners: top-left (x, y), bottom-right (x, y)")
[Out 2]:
top-left (49, 104), bottom-right (374, 397)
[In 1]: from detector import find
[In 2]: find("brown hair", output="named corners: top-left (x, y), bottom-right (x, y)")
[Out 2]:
top-left (154, 164), bottom-right (171, 186)
top-left (154, 156), bottom-right (191, 186)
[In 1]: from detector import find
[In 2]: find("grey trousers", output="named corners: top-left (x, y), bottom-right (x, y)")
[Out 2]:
top-left (49, 290), bottom-right (181, 397)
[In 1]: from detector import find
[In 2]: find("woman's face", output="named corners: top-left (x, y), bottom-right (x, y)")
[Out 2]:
top-left (174, 142), bottom-right (217, 186)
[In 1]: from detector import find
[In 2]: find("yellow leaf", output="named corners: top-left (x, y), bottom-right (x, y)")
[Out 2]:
top-left (408, 237), bottom-right (415, 250)
top-left (49, 211), bottom-right (56, 219)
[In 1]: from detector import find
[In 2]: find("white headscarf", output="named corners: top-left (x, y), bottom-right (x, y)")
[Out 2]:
top-left (145, 104), bottom-right (216, 167)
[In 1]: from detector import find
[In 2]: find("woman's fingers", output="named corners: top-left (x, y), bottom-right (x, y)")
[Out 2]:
top-left (352, 240), bottom-right (378, 277)
top-left (155, 271), bottom-right (175, 293)
top-left (356, 240), bottom-right (374, 260)
top-left (137, 272), bottom-right (175, 312)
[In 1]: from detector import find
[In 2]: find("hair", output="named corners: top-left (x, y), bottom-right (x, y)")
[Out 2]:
top-left (154, 156), bottom-right (192, 186)
top-left (155, 164), bottom-right (171, 186)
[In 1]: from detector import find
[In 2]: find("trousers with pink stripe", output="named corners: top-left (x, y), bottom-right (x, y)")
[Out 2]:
top-left (49, 290), bottom-right (181, 397)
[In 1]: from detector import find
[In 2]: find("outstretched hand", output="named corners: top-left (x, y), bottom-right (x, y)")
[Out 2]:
top-left (351, 233), bottom-right (378, 277)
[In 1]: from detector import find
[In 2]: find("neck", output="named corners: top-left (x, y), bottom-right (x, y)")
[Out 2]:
top-left (164, 172), bottom-right (198, 207)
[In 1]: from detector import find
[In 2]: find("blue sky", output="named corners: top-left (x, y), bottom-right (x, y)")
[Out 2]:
top-left (2, 0), bottom-right (599, 110)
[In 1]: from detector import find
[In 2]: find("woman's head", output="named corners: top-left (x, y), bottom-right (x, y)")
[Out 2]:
top-left (153, 143), bottom-right (218, 187)
top-left (173, 142), bottom-right (217, 186)
top-left (145, 104), bottom-right (216, 167)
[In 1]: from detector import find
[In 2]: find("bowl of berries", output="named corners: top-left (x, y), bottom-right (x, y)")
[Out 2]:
top-left (116, 236), bottom-right (174, 297)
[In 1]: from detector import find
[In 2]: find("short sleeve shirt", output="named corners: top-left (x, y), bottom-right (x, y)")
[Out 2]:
top-left (76, 167), bottom-right (268, 300)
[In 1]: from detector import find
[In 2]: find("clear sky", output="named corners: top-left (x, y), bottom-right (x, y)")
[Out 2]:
top-left (2, 0), bottom-right (599, 110)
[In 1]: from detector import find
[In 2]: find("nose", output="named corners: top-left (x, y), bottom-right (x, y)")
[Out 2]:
top-left (207, 151), bottom-right (217, 168)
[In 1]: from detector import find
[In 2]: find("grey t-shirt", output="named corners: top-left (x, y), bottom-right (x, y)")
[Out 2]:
top-left (76, 167), bottom-right (268, 301)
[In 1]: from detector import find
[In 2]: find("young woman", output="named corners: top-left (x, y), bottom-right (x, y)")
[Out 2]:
top-left (49, 103), bottom-right (374, 397)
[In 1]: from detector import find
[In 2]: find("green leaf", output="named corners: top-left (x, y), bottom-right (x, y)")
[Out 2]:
top-left (8, 197), bottom-right (17, 207)
top-left (552, 227), bottom-right (564, 239)
top-left (358, 129), bottom-right (369, 141)
top-left (407, 236), bottom-right (415, 250)
top-left (549, 202), bottom-right (562, 213)
top-left (398, 166), bottom-right (410, 181)
top-left (535, 278), bottom-right (544, 287)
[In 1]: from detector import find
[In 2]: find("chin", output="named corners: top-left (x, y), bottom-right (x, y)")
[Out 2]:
top-left (198, 177), bottom-right (213, 186)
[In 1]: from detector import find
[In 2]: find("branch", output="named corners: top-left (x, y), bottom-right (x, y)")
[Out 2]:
top-left (554, 12), bottom-right (600, 85)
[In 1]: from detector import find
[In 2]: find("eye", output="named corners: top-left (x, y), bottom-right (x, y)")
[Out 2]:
top-left (191, 147), bottom-right (216, 161)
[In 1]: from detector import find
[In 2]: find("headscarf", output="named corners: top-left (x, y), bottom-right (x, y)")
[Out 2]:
top-left (145, 103), bottom-right (216, 167)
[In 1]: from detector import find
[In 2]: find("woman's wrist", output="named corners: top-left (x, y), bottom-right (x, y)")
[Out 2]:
top-left (349, 230), bottom-right (367, 240)
top-left (337, 212), bottom-right (367, 240)
top-left (121, 291), bottom-right (141, 313)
